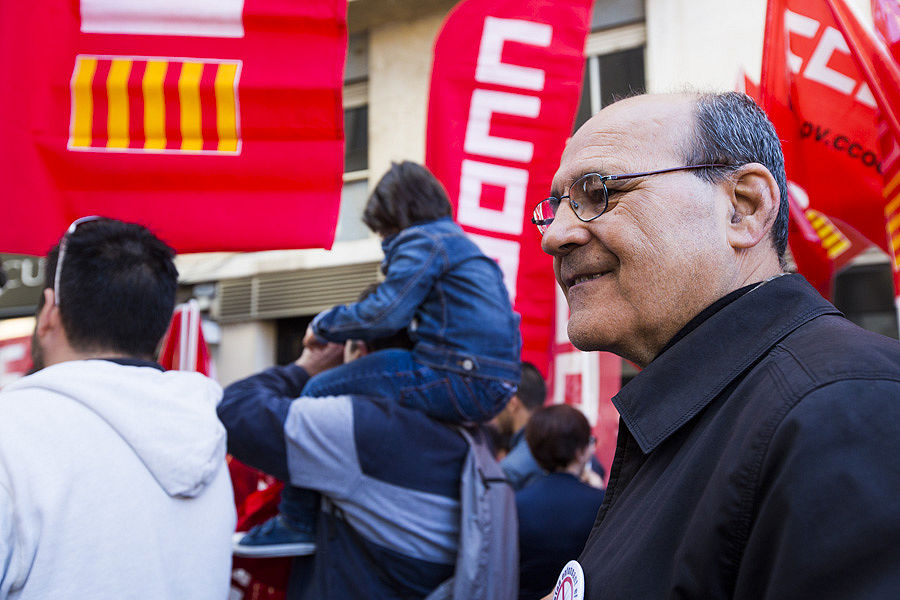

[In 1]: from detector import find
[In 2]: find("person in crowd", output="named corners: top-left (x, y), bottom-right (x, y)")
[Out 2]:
top-left (535, 90), bottom-right (900, 597)
top-left (218, 325), bottom-right (482, 598)
top-left (0, 217), bottom-right (235, 599)
top-left (516, 404), bottom-right (605, 600)
top-left (235, 160), bottom-right (521, 556)
top-left (493, 361), bottom-right (546, 489)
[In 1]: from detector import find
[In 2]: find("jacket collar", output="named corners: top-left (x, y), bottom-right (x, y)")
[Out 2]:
top-left (612, 274), bottom-right (841, 454)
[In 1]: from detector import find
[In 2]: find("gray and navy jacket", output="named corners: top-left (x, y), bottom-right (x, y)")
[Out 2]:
top-left (218, 364), bottom-right (467, 599)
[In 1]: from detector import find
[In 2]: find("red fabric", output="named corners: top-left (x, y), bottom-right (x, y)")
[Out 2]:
top-left (827, 0), bottom-right (900, 306)
top-left (425, 0), bottom-right (593, 374)
top-left (0, 336), bottom-right (32, 390)
top-left (0, 0), bottom-right (346, 255)
top-left (758, 0), bottom-right (892, 297)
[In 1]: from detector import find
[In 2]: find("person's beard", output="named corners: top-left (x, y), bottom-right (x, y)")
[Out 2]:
top-left (28, 324), bottom-right (45, 374)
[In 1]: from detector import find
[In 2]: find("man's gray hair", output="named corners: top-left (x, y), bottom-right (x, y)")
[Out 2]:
top-left (684, 92), bottom-right (789, 265)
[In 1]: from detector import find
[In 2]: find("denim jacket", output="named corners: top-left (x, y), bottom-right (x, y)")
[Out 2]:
top-left (312, 217), bottom-right (520, 382)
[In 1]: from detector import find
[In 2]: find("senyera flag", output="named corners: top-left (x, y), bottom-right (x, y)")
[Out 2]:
top-left (758, 0), bottom-right (893, 298)
top-left (0, 0), bottom-right (346, 256)
top-left (425, 0), bottom-right (622, 474)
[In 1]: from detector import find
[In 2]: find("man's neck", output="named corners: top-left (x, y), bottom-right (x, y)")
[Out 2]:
top-left (45, 347), bottom-right (137, 368)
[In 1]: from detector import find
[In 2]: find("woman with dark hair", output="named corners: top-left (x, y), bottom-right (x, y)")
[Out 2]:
top-left (516, 405), bottom-right (605, 600)
top-left (234, 161), bottom-right (522, 557)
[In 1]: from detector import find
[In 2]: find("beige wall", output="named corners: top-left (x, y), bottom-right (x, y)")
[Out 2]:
top-left (217, 321), bottom-right (276, 386)
top-left (645, 0), bottom-right (766, 94)
top-left (368, 12), bottom-right (447, 183)
top-left (645, 0), bottom-right (873, 95)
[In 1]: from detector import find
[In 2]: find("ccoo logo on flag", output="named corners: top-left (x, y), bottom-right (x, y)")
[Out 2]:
top-left (68, 55), bottom-right (242, 155)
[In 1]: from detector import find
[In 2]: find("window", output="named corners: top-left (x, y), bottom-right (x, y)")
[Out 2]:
top-left (833, 261), bottom-right (899, 340)
top-left (335, 32), bottom-right (370, 243)
top-left (573, 5), bottom-right (646, 132)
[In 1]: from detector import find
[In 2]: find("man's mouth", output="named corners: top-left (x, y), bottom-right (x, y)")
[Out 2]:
top-left (567, 271), bottom-right (609, 288)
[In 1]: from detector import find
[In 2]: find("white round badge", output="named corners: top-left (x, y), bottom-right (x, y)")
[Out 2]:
top-left (552, 560), bottom-right (585, 600)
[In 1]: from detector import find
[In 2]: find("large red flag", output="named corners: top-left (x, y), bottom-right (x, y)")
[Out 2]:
top-left (0, 0), bottom-right (346, 255)
top-left (425, 0), bottom-right (592, 375)
top-left (759, 0), bottom-right (892, 297)
top-left (826, 0), bottom-right (900, 326)
top-left (425, 0), bottom-right (623, 473)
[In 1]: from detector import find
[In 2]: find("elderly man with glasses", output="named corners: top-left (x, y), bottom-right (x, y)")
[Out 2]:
top-left (537, 92), bottom-right (900, 599)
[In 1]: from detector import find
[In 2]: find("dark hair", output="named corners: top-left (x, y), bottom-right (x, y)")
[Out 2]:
top-left (362, 161), bottom-right (453, 236)
top-left (684, 92), bottom-right (789, 266)
top-left (525, 404), bottom-right (591, 472)
top-left (517, 361), bottom-right (546, 411)
top-left (42, 218), bottom-right (178, 358)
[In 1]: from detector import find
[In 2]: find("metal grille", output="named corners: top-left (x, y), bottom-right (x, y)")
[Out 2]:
top-left (215, 262), bottom-right (381, 322)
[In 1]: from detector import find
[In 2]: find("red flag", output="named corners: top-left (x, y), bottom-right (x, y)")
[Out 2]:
top-left (158, 300), bottom-right (214, 376)
top-left (425, 0), bottom-right (592, 375)
top-left (759, 0), bottom-right (888, 297)
top-left (873, 0), bottom-right (900, 313)
top-left (0, 0), bottom-right (346, 256)
top-left (824, 0), bottom-right (900, 323)
top-left (426, 0), bottom-right (616, 472)
top-left (873, 0), bottom-right (900, 60)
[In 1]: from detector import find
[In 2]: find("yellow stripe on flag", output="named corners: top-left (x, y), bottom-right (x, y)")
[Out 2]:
top-left (886, 193), bottom-right (900, 219)
top-left (821, 232), bottom-right (842, 249)
top-left (889, 213), bottom-right (900, 234)
top-left (71, 57), bottom-right (97, 148)
top-left (892, 233), bottom-right (900, 252)
top-left (106, 59), bottom-right (132, 148)
top-left (143, 61), bottom-right (167, 150)
top-left (827, 239), bottom-right (850, 259)
top-left (885, 170), bottom-right (900, 200)
top-left (179, 62), bottom-right (204, 151)
top-left (808, 215), bottom-right (826, 230)
top-left (215, 63), bottom-right (238, 153)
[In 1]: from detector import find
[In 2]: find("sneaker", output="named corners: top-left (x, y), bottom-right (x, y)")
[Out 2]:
top-left (232, 515), bottom-right (316, 558)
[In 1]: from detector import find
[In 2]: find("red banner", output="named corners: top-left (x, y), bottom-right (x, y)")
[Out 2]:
top-left (425, 0), bottom-right (592, 374)
top-left (0, 0), bottom-right (346, 256)
top-left (759, 0), bottom-right (894, 297)
top-left (0, 335), bottom-right (32, 390)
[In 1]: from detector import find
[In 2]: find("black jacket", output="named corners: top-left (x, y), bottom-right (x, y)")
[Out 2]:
top-left (579, 274), bottom-right (900, 599)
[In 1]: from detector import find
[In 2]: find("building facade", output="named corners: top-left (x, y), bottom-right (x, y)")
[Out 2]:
top-left (1, 0), bottom-right (894, 388)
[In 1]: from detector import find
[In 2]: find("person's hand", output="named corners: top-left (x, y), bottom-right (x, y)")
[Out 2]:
top-left (303, 324), bottom-right (326, 349)
top-left (295, 342), bottom-right (343, 376)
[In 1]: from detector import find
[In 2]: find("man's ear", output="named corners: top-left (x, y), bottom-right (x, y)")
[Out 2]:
top-left (35, 288), bottom-right (58, 337)
top-left (725, 163), bottom-right (780, 250)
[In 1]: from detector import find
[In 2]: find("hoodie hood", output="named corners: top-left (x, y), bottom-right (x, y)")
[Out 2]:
top-left (5, 359), bottom-right (226, 498)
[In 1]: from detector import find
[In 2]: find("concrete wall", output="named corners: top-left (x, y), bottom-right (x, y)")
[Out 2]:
top-left (645, 0), bottom-right (766, 94)
top-left (217, 321), bottom-right (276, 387)
top-left (645, 0), bottom-right (873, 95)
top-left (368, 12), bottom-right (446, 183)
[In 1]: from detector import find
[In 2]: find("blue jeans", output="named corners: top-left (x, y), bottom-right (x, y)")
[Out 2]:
top-left (303, 348), bottom-right (515, 422)
top-left (280, 348), bottom-right (516, 533)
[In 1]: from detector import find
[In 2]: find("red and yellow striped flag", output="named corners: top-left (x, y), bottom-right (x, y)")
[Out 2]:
top-left (68, 55), bottom-right (240, 154)
top-left (804, 208), bottom-right (852, 260)
top-left (884, 167), bottom-right (900, 272)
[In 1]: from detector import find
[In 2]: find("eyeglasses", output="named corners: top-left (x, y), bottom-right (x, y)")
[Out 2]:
top-left (53, 215), bottom-right (102, 306)
top-left (531, 164), bottom-right (730, 235)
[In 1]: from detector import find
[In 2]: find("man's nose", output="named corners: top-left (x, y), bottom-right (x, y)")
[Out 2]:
top-left (540, 201), bottom-right (591, 256)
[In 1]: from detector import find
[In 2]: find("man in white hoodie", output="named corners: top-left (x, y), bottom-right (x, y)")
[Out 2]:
top-left (0, 217), bottom-right (235, 599)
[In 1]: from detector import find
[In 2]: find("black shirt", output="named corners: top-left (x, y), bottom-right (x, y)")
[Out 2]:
top-left (577, 274), bottom-right (900, 599)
